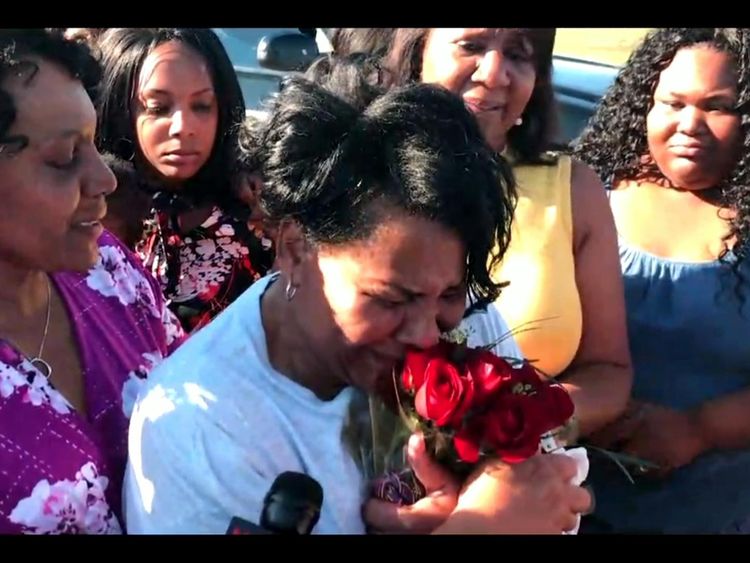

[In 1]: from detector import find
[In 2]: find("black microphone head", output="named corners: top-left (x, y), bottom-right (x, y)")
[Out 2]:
top-left (261, 472), bottom-right (323, 534)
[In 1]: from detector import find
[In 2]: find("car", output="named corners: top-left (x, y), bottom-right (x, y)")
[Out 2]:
top-left (215, 28), bottom-right (619, 145)
top-left (551, 55), bottom-right (618, 145)
top-left (213, 28), bottom-right (331, 117)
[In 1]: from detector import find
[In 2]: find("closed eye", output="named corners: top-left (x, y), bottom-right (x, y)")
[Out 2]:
top-left (456, 40), bottom-right (487, 55)
top-left (48, 149), bottom-right (80, 171)
top-left (145, 104), bottom-right (169, 116)
top-left (191, 101), bottom-right (214, 113)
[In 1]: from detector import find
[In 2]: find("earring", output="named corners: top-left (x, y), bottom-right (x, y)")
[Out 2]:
top-left (514, 117), bottom-right (523, 126)
top-left (285, 278), bottom-right (298, 301)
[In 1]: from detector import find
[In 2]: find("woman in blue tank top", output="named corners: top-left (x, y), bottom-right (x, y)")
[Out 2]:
top-left (573, 28), bottom-right (750, 533)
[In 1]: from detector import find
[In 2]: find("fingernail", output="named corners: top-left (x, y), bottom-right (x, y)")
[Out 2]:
top-left (582, 484), bottom-right (596, 516)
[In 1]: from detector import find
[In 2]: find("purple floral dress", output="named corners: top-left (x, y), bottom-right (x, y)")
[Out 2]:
top-left (0, 231), bottom-right (185, 534)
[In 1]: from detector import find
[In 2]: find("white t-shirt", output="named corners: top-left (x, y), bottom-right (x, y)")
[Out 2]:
top-left (123, 275), bottom-right (522, 534)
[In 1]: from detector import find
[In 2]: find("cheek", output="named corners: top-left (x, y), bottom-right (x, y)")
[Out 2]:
top-left (512, 71), bottom-right (536, 112)
top-left (203, 112), bottom-right (219, 144)
top-left (712, 117), bottom-right (742, 152)
top-left (440, 299), bottom-right (468, 332)
top-left (0, 175), bottom-right (80, 266)
top-left (646, 110), bottom-right (669, 157)
top-left (135, 118), bottom-right (164, 161)
top-left (422, 54), bottom-right (464, 94)
top-left (331, 300), bottom-right (404, 346)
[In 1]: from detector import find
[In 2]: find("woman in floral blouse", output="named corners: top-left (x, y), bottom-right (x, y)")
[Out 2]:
top-left (0, 29), bottom-right (184, 534)
top-left (96, 28), bottom-right (274, 331)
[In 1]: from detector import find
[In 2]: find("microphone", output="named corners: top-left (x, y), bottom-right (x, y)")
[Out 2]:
top-left (227, 471), bottom-right (324, 535)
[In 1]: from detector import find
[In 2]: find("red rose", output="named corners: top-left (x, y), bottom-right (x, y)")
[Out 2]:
top-left (481, 392), bottom-right (547, 463)
top-left (465, 348), bottom-right (515, 404)
top-left (414, 358), bottom-right (475, 428)
top-left (401, 341), bottom-right (454, 393)
top-left (509, 361), bottom-right (574, 434)
top-left (534, 381), bottom-right (575, 434)
top-left (453, 420), bottom-right (484, 463)
top-left (401, 350), bottom-right (431, 393)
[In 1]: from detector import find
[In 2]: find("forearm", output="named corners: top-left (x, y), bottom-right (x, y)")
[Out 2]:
top-left (560, 361), bottom-right (632, 437)
top-left (691, 386), bottom-right (750, 452)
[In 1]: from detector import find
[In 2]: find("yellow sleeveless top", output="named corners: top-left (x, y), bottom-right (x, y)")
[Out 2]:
top-left (492, 155), bottom-right (582, 377)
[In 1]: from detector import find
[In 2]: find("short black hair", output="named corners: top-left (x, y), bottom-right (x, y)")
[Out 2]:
top-left (244, 55), bottom-right (515, 306)
top-left (329, 28), bottom-right (395, 58)
top-left (0, 29), bottom-right (100, 155)
top-left (385, 28), bottom-right (558, 163)
top-left (95, 28), bottom-right (246, 210)
top-left (100, 152), bottom-right (152, 249)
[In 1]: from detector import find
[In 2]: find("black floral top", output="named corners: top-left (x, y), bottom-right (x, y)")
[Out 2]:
top-left (136, 205), bottom-right (275, 332)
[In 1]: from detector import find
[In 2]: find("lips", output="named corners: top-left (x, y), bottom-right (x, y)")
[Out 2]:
top-left (164, 150), bottom-right (200, 157)
top-left (669, 144), bottom-right (709, 158)
top-left (72, 207), bottom-right (106, 228)
top-left (464, 97), bottom-right (506, 114)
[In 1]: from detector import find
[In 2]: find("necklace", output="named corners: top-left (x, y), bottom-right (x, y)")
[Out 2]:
top-left (29, 277), bottom-right (52, 380)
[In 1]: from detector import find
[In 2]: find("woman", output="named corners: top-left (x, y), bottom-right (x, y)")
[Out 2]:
top-left (0, 29), bottom-right (184, 534)
top-left (123, 57), bottom-right (592, 534)
top-left (573, 28), bottom-right (750, 534)
top-left (384, 28), bottom-right (632, 437)
top-left (96, 28), bottom-right (274, 331)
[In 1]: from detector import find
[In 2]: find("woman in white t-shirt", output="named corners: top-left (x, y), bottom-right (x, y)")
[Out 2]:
top-left (124, 55), bottom-right (591, 534)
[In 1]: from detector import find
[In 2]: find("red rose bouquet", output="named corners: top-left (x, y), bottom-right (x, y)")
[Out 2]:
top-left (399, 339), bottom-right (575, 472)
top-left (348, 327), bottom-right (578, 507)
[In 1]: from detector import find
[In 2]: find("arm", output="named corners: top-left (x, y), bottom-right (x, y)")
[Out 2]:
top-left (693, 386), bottom-right (750, 452)
top-left (559, 160), bottom-right (633, 436)
top-left (590, 388), bottom-right (750, 475)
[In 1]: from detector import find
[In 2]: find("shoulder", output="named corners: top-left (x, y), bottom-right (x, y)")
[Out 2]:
top-left (80, 230), bottom-right (165, 316)
top-left (569, 158), bottom-right (613, 246)
top-left (461, 299), bottom-right (523, 359)
top-left (133, 276), bottom-right (274, 428)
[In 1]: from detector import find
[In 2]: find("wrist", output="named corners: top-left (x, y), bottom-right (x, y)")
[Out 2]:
top-left (687, 405), bottom-right (714, 455)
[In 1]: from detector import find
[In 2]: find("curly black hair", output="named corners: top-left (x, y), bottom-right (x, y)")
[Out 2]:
top-left (243, 55), bottom-right (516, 307)
top-left (384, 28), bottom-right (557, 163)
top-left (0, 29), bottom-right (100, 155)
top-left (573, 28), bottom-right (750, 299)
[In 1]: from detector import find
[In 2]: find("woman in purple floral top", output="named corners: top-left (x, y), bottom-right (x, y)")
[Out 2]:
top-left (0, 30), bottom-right (184, 534)
top-left (96, 29), bottom-right (275, 332)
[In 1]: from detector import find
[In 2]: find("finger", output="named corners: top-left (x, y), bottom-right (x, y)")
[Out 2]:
top-left (566, 483), bottom-right (594, 515)
top-left (559, 511), bottom-right (581, 534)
top-left (406, 434), bottom-right (457, 495)
top-left (363, 496), bottom-right (451, 534)
top-left (588, 416), bottom-right (642, 449)
top-left (533, 452), bottom-right (579, 483)
top-left (620, 435), bottom-right (659, 464)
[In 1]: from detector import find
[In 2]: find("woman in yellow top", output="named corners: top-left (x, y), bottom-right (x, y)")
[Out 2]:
top-left (385, 28), bottom-right (632, 436)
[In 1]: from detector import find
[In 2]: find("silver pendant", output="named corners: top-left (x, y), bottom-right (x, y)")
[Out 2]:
top-left (29, 357), bottom-right (53, 380)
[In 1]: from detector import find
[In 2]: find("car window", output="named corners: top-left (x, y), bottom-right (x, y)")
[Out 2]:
top-left (213, 28), bottom-right (301, 109)
top-left (554, 28), bottom-right (652, 67)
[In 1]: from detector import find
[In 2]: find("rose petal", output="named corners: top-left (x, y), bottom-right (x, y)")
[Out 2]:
top-left (465, 349), bottom-right (515, 403)
top-left (453, 425), bottom-right (482, 463)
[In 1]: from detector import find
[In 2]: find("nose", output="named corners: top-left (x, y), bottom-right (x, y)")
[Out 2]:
top-left (83, 150), bottom-right (117, 198)
top-left (472, 49), bottom-right (511, 89)
top-left (395, 303), bottom-right (442, 350)
top-left (676, 105), bottom-right (705, 136)
top-left (168, 109), bottom-right (195, 138)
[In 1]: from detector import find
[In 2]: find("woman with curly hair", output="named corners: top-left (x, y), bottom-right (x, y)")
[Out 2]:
top-left (574, 28), bottom-right (750, 534)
